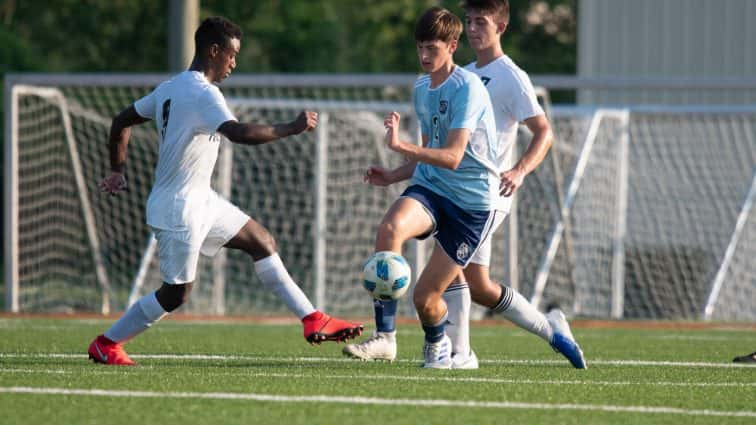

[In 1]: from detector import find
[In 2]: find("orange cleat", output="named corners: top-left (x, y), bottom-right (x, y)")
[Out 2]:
top-left (88, 335), bottom-right (137, 366)
top-left (302, 311), bottom-right (363, 345)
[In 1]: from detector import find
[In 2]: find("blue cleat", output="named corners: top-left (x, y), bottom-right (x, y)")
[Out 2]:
top-left (547, 309), bottom-right (587, 369)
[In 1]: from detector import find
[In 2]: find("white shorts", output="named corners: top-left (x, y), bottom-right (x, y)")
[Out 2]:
top-left (152, 192), bottom-right (249, 284)
top-left (467, 211), bottom-right (507, 266)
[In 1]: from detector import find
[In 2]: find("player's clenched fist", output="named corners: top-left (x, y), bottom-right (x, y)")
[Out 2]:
top-left (99, 172), bottom-right (127, 195)
top-left (383, 111), bottom-right (401, 131)
top-left (293, 110), bottom-right (318, 134)
top-left (364, 165), bottom-right (395, 187)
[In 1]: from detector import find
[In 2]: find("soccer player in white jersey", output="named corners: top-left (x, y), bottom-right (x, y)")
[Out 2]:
top-left (87, 17), bottom-right (362, 366)
top-left (344, 7), bottom-right (501, 369)
top-left (344, 0), bottom-right (586, 370)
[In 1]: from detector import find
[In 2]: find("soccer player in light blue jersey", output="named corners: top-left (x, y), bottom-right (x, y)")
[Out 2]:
top-left (345, 1), bottom-right (586, 370)
top-left (343, 7), bottom-right (501, 369)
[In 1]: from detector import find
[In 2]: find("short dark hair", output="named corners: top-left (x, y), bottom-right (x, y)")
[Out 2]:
top-left (460, 0), bottom-right (510, 25)
top-left (194, 16), bottom-right (243, 52)
top-left (414, 7), bottom-right (463, 43)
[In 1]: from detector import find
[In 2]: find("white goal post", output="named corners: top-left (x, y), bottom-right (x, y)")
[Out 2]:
top-left (5, 74), bottom-right (756, 321)
top-left (527, 105), bottom-right (756, 321)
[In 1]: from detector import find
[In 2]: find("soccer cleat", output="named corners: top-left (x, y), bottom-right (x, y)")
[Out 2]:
top-left (302, 311), bottom-right (363, 344)
top-left (87, 335), bottom-right (136, 366)
top-left (342, 331), bottom-right (397, 361)
top-left (546, 309), bottom-right (587, 369)
top-left (733, 351), bottom-right (756, 364)
top-left (422, 334), bottom-right (453, 369)
top-left (451, 350), bottom-right (479, 370)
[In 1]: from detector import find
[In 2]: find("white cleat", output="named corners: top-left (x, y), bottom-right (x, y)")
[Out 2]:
top-left (451, 350), bottom-right (479, 370)
top-left (546, 309), bottom-right (587, 369)
top-left (342, 331), bottom-right (397, 361)
top-left (422, 335), bottom-right (453, 369)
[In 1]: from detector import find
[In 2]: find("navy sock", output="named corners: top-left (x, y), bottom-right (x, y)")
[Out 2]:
top-left (374, 299), bottom-right (397, 333)
top-left (422, 312), bottom-right (448, 343)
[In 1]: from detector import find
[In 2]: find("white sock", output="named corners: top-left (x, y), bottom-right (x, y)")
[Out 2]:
top-left (104, 292), bottom-right (167, 343)
top-left (443, 281), bottom-right (471, 356)
top-left (493, 284), bottom-right (552, 342)
top-left (255, 253), bottom-right (316, 319)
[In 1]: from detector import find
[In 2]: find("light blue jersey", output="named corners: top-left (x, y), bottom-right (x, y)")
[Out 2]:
top-left (412, 66), bottom-right (500, 211)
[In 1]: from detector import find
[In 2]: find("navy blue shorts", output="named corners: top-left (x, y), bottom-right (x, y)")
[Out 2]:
top-left (400, 184), bottom-right (496, 266)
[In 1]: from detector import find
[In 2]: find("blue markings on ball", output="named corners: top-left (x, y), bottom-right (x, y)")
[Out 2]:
top-left (376, 259), bottom-right (389, 281)
top-left (392, 276), bottom-right (409, 291)
top-left (363, 252), bottom-right (411, 300)
top-left (391, 255), bottom-right (409, 267)
top-left (363, 280), bottom-right (376, 292)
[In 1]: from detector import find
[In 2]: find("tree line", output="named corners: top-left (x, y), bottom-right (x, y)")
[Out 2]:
top-left (1, 0), bottom-right (575, 74)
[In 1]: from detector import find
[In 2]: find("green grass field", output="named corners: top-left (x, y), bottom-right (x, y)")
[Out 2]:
top-left (1, 317), bottom-right (754, 425)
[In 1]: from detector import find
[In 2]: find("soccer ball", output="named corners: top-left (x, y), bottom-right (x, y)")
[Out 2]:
top-left (362, 251), bottom-right (412, 300)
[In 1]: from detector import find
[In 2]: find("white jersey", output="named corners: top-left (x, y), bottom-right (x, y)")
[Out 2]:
top-left (464, 55), bottom-right (544, 212)
top-left (134, 70), bottom-right (236, 231)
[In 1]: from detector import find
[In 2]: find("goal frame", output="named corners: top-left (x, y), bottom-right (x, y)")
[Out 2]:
top-left (5, 83), bottom-right (115, 313)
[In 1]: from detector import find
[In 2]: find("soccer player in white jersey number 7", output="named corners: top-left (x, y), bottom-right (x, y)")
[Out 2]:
top-left (88, 16), bottom-right (362, 366)
top-left (346, 7), bottom-right (502, 369)
top-left (344, 0), bottom-right (586, 369)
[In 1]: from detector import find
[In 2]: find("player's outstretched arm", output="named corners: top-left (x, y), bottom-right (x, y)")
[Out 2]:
top-left (218, 110), bottom-right (317, 146)
top-left (364, 160), bottom-right (417, 186)
top-left (100, 105), bottom-right (151, 195)
top-left (499, 114), bottom-right (553, 197)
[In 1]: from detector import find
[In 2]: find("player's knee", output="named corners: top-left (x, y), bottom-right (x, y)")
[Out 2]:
top-left (236, 228), bottom-right (277, 260)
top-left (261, 232), bottom-right (278, 253)
top-left (377, 219), bottom-right (401, 243)
top-left (251, 232), bottom-right (277, 259)
top-left (155, 282), bottom-right (193, 312)
top-left (413, 291), bottom-right (440, 319)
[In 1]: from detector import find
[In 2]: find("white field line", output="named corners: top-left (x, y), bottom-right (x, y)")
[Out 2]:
top-left (648, 335), bottom-right (754, 342)
top-left (0, 368), bottom-right (69, 374)
top-left (3, 319), bottom-right (754, 334)
top-left (1, 368), bottom-right (754, 388)
top-left (1, 353), bottom-right (754, 369)
top-left (1, 386), bottom-right (754, 418)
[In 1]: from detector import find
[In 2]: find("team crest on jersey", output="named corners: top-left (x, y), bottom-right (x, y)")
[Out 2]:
top-left (456, 242), bottom-right (470, 261)
top-left (439, 100), bottom-right (448, 114)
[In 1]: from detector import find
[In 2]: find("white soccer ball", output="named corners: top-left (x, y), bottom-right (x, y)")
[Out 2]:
top-left (362, 251), bottom-right (412, 300)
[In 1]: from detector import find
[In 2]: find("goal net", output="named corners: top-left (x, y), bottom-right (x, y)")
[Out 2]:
top-left (5, 74), bottom-right (756, 321)
top-left (5, 75), bottom-right (419, 318)
top-left (518, 106), bottom-right (756, 320)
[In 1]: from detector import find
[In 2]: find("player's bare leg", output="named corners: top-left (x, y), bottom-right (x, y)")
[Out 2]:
top-left (343, 198), bottom-right (434, 360)
top-left (373, 197), bottom-right (435, 252)
top-left (413, 246), bottom-right (461, 369)
top-left (226, 219), bottom-right (362, 344)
